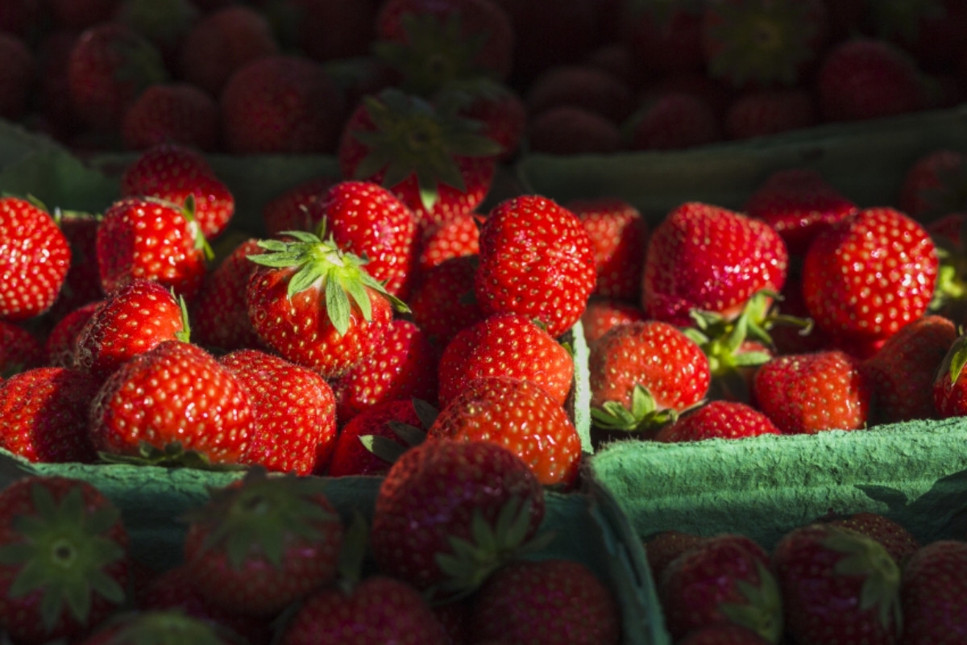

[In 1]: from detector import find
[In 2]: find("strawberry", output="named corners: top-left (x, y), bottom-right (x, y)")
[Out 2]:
top-left (268, 0), bottom-right (378, 64)
top-left (644, 530), bottom-right (709, 582)
top-left (897, 148), bottom-right (967, 221)
top-left (822, 512), bottom-right (920, 567)
top-left (77, 609), bottom-right (249, 645)
top-left (338, 88), bottom-right (501, 227)
top-left (924, 212), bottom-right (967, 322)
top-left (66, 22), bottom-right (168, 133)
top-left (120, 142), bottom-right (235, 240)
top-left (468, 558), bottom-right (621, 645)
top-left (654, 399), bottom-right (781, 443)
top-left (801, 207), bottom-right (938, 348)
top-left (625, 91), bottom-right (722, 151)
top-left (325, 397), bottom-right (430, 477)
top-left (752, 350), bottom-right (872, 434)
top-left (407, 254), bottom-right (486, 347)
top-left (861, 314), bottom-right (957, 424)
top-left (771, 523), bottom-right (902, 645)
top-left (220, 54), bottom-right (346, 154)
top-left (416, 209), bottom-right (481, 270)
top-left (0, 320), bottom-right (46, 377)
top-left (0, 367), bottom-right (100, 463)
top-left (311, 180), bottom-right (419, 298)
top-left (701, 0), bottom-right (830, 89)
top-left (723, 88), bottom-right (818, 140)
top-left (526, 104), bottom-right (623, 154)
top-left (88, 339), bottom-right (254, 465)
top-left (333, 316), bottom-right (437, 419)
top-left (373, 0), bottom-right (515, 94)
top-left (0, 196), bottom-right (72, 322)
top-left (580, 296), bottom-right (648, 344)
top-left (524, 64), bottom-right (634, 124)
top-left (642, 201), bottom-right (788, 327)
top-left (279, 575), bottom-right (449, 645)
top-left (816, 37), bottom-right (928, 122)
top-left (46, 210), bottom-right (103, 323)
top-left (678, 623), bottom-right (774, 644)
top-left (96, 195), bottom-right (210, 300)
top-left (589, 320), bottom-right (711, 434)
top-left (0, 476), bottom-right (129, 644)
top-left (569, 197), bottom-right (649, 302)
top-left (621, 1), bottom-right (705, 80)
top-left (46, 300), bottom-right (102, 368)
top-left (932, 330), bottom-right (967, 418)
top-left (436, 312), bottom-right (574, 408)
top-left (369, 438), bottom-right (545, 594)
top-left (245, 229), bottom-right (407, 378)
top-left (182, 470), bottom-right (344, 617)
top-left (120, 82), bottom-right (220, 152)
top-left (444, 81), bottom-right (527, 162)
top-left (742, 168), bottom-right (858, 257)
top-left (219, 348), bottom-right (337, 475)
top-left (178, 4), bottom-right (280, 97)
top-left (474, 194), bottom-right (596, 338)
top-left (899, 539), bottom-right (967, 644)
top-left (261, 175), bottom-right (338, 237)
top-left (73, 279), bottom-right (187, 381)
top-left (659, 533), bottom-right (782, 643)
top-left (427, 376), bottom-right (582, 487)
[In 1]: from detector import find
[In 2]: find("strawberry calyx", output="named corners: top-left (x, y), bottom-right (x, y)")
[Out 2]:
top-left (350, 88), bottom-right (503, 212)
top-left (248, 227), bottom-right (409, 336)
top-left (0, 483), bottom-right (126, 632)
top-left (97, 441), bottom-right (246, 471)
top-left (825, 527), bottom-right (903, 634)
top-left (718, 560), bottom-right (784, 643)
top-left (359, 398), bottom-right (438, 464)
top-left (942, 332), bottom-right (967, 386)
top-left (590, 384), bottom-right (681, 434)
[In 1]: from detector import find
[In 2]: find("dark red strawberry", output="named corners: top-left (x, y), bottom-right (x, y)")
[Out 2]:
top-left (527, 105), bottom-right (622, 154)
top-left (0, 320), bottom-right (46, 378)
top-left (121, 82), bottom-right (220, 152)
top-left (416, 209), bottom-right (481, 271)
top-left (932, 330), bottom-right (967, 418)
top-left (325, 397), bottom-right (430, 477)
top-left (407, 254), bottom-right (485, 347)
top-left (644, 530), bottom-right (710, 583)
top-left (569, 196), bottom-right (649, 302)
top-left (724, 88), bottom-right (818, 140)
top-left (654, 399), bottom-right (781, 442)
top-left (261, 175), bottom-right (338, 237)
top-left (524, 64), bottom-right (634, 124)
top-left (580, 296), bottom-right (648, 345)
top-left (900, 539), bottom-right (967, 644)
top-left (626, 91), bottom-right (722, 151)
top-left (46, 300), bottom-right (102, 368)
top-left (898, 148), bottom-right (967, 221)
top-left (823, 512), bottom-right (920, 567)
top-left (46, 210), bottom-right (103, 323)
top-left (678, 623), bottom-right (774, 644)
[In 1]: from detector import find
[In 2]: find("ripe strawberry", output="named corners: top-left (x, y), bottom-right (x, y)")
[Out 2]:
top-left (526, 105), bottom-right (622, 154)
top-left (771, 523), bottom-right (902, 645)
top-left (925, 212), bottom-right (967, 322)
top-left (427, 376), bottom-right (582, 487)
top-left (474, 194), bottom-right (596, 338)
top-left (589, 320), bottom-right (711, 434)
top-left (899, 539), bottom-right (967, 644)
top-left (817, 37), bottom-right (928, 122)
top-left (569, 196), bottom-right (649, 302)
top-left (121, 82), bottom-right (220, 152)
top-left (338, 88), bottom-right (501, 227)
top-left (46, 210), bottom-right (103, 323)
top-left (261, 175), bottom-right (338, 237)
top-left (436, 312), bottom-right (574, 408)
top-left (932, 330), bottom-right (967, 417)
top-left (279, 575), bottom-right (449, 645)
top-left (642, 201), bottom-right (788, 327)
top-left (416, 209), bottom-right (481, 271)
top-left (654, 399), bottom-right (781, 443)
top-left (369, 438), bottom-right (545, 594)
top-left (742, 168), bottom-right (857, 257)
top-left (0, 367), bottom-right (99, 463)
top-left (626, 91), bottom-right (722, 151)
top-left (801, 207), bottom-right (938, 348)
top-left (77, 609), bottom-right (249, 645)
top-left (659, 533), bottom-right (782, 643)
top-left (446, 81), bottom-right (527, 162)
top-left (245, 229), bottom-right (406, 378)
top-left (621, 2), bottom-right (705, 79)
top-left (752, 350), bottom-right (872, 434)
top-left (88, 339), bottom-right (254, 465)
top-left (407, 254), bottom-right (485, 347)
top-left (468, 558), bottom-right (621, 645)
top-left (861, 314), bottom-right (957, 424)
top-left (644, 530), bottom-right (710, 583)
top-left (678, 623), bottom-right (774, 644)
top-left (220, 54), bottom-right (346, 154)
top-left (580, 296), bottom-right (647, 344)
top-left (46, 300), bottom-right (102, 368)
top-left (311, 180), bottom-right (418, 298)
top-left (822, 512), bottom-right (920, 567)
top-left (0, 476), bottom-right (129, 645)
top-left (219, 348), bottom-right (337, 475)
top-left (0, 320), bottom-right (45, 378)
top-left (182, 470), bottom-right (344, 617)
top-left (325, 397), bottom-right (430, 477)
top-left (0, 196), bottom-right (72, 322)
top-left (724, 88), bottom-right (818, 140)
top-left (898, 148), bottom-right (966, 221)
top-left (74, 279), bottom-right (187, 380)
top-left (66, 22), bottom-right (168, 132)
top-left (120, 141), bottom-right (235, 241)
top-left (524, 64), bottom-right (634, 124)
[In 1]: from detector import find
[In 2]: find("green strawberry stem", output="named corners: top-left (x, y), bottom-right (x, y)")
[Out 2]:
top-left (719, 560), bottom-right (784, 644)
top-left (94, 609), bottom-right (240, 645)
top-left (590, 384), bottom-right (681, 434)
top-left (826, 528), bottom-right (903, 634)
top-left (97, 441), bottom-right (247, 471)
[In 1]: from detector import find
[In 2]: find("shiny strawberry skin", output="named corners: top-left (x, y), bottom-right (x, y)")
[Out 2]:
top-left (0, 320), bottom-right (46, 377)
top-left (416, 210), bottom-right (481, 271)
top-left (325, 397), bottom-right (427, 477)
top-left (654, 400), bottom-right (780, 443)
top-left (569, 196), bottom-right (649, 302)
top-left (580, 296), bottom-right (648, 345)
top-left (45, 300), bottom-right (102, 368)
top-left (46, 210), bottom-right (102, 323)
top-left (408, 254), bottom-right (485, 347)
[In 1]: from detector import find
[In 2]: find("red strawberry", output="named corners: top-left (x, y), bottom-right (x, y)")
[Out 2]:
top-left (569, 196), bottom-right (649, 302)
top-left (46, 210), bottom-right (103, 323)
top-left (436, 312), bottom-right (573, 408)
top-left (526, 105), bottom-right (622, 154)
top-left (642, 201), bottom-right (788, 327)
top-left (0, 320), bottom-right (46, 378)
top-left (0, 196), bottom-right (72, 322)
top-left (524, 64), bottom-right (634, 124)
top-left (468, 558), bottom-right (621, 645)
top-left (932, 330), bottom-right (967, 418)
top-left (644, 530), bottom-right (710, 583)
top-left (325, 397), bottom-right (430, 477)
top-left (724, 88), bottom-right (818, 140)
top-left (823, 512), bottom-right (920, 567)
top-left (0, 476), bottom-right (130, 645)
top-left (771, 523), bottom-right (902, 645)
top-left (279, 575), bottom-right (449, 645)
top-left (45, 300), bottom-right (102, 368)
top-left (0, 367), bottom-right (99, 463)
top-left (659, 533), bottom-right (782, 643)
top-left (261, 175), bottom-right (338, 237)
top-left (621, 2), bottom-right (705, 79)
top-left (861, 314), bottom-right (957, 424)
top-left (654, 399), bottom-right (781, 443)
top-left (220, 54), bottom-right (346, 154)
top-left (369, 438), bottom-right (545, 594)
top-left (73, 279), bottom-right (187, 380)
top-left (447, 81), bottom-right (527, 162)
top-left (408, 254), bottom-right (486, 347)
top-left (337, 88), bottom-right (501, 227)
top-left (427, 376), bottom-right (582, 487)
top-left (752, 350), bottom-right (872, 434)
top-left (245, 230), bottom-right (407, 378)
top-left (475, 194), bottom-right (596, 338)
top-left (678, 623), bottom-right (774, 644)
top-left (626, 91), bottom-right (722, 151)
top-left (88, 339), bottom-right (254, 465)
top-left (817, 37), bottom-right (928, 122)
top-left (121, 82), bottom-right (220, 152)
top-left (182, 470), bottom-right (344, 617)
top-left (801, 207), bottom-right (938, 348)
top-left (899, 539), bottom-right (967, 644)
top-left (219, 348), bottom-right (338, 476)
top-left (589, 320), bottom-right (711, 434)
top-left (580, 296), bottom-right (648, 345)
top-left (416, 209), bottom-right (481, 271)
top-left (898, 148), bottom-right (967, 221)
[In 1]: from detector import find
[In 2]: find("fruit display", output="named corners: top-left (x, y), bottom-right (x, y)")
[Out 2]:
top-left (2, 0), bottom-right (967, 643)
